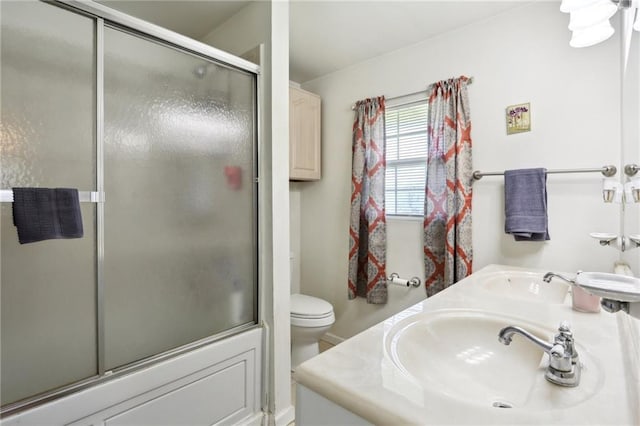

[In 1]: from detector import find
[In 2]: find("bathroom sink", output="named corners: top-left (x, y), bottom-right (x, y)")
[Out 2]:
top-left (477, 271), bottom-right (569, 303)
top-left (385, 310), bottom-right (602, 410)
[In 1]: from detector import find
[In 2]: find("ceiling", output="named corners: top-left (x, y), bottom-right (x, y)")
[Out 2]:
top-left (99, 1), bottom-right (530, 83)
top-left (98, 1), bottom-right (250, 40)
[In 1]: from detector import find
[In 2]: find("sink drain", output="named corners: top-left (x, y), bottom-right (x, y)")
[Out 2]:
top-left (492, 401), bottom-right (513, 409)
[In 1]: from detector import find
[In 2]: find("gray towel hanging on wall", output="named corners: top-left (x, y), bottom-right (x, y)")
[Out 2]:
top-left (504, 168), bottom-right (550, 241)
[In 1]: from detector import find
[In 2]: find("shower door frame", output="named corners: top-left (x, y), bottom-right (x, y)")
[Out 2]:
top-left (2, 0), bottom-right (262, 417)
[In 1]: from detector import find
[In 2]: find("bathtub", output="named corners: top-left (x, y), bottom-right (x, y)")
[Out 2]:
top-left (1, 328), bottom-right (263, 426)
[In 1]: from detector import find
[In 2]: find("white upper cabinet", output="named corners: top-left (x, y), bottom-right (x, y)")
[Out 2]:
top-left (289, 86), bottom-right (321, 181)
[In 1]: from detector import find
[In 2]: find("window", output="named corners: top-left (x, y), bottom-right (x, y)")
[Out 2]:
top-left (385, 101), bottom-right (428, 216)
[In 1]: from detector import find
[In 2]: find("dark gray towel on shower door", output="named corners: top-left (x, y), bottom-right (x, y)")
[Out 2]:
top-left (12, 188), bottom-right (84, 244)
top-left (504, 168), bottom-right (550, 241)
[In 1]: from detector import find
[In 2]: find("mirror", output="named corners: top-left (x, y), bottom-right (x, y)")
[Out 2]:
top-left (621, 9), bottom-right (640, 271)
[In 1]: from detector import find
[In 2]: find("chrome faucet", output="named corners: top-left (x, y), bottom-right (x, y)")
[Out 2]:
top-left (498, 321), bottom-right (581, 387)
top-left (542, 272), bottom-right (576, 285)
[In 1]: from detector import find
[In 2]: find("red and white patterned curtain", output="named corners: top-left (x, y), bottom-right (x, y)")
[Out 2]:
top-left (423, 77), bottom-right (473, 297)
top-left (348, 97), bottom-right (387, 304)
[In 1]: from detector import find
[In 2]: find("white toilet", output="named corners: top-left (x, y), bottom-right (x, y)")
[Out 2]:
top-left (290, 293), bottom-right (335, 369)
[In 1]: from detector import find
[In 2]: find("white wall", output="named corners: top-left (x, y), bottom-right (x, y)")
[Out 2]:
top-left (299, 2), bottom-right (623, 340)
top-left (201, 3), bottom-right (293, 425)
top-left (290, 182), bottom-right (302, 294)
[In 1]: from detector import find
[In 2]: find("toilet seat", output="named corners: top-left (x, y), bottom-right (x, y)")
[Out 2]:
top-left (290, 312), bottom-right (335, 327)
top-left (291, 293), bottom-right (335, 327)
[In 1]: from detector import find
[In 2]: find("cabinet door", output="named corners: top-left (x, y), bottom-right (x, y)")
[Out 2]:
top-left (290, 87), bottom-right (321, 180)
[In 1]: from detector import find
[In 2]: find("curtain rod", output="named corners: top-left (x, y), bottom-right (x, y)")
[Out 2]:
top-left (472, 165), bottom-right (617, 180)
top-left (350, 76), bottom-right (474, 111)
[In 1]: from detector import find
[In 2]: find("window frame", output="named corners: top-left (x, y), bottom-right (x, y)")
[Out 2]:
top-left (384, 100), bottom-right (429, 218)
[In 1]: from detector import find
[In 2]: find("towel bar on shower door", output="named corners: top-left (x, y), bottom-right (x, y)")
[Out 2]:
top-left (0, 190), bottom-right (104, 203)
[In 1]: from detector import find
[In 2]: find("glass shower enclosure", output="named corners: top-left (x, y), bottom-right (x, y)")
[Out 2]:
top-left (0, 0), bottom-right (259, 413)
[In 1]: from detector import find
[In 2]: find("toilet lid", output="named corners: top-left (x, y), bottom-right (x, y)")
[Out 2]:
top-left (291, 293), bottom-right (333, 318)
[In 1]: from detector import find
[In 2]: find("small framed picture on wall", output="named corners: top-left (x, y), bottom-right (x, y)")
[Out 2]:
top-left (506, 102), bottom-right (531, 135)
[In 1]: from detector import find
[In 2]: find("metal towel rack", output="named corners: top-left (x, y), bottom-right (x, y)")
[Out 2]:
top-left (472, 165), bottom-right (617, 180)
top-left (0, 190), bottom-right (103, 203)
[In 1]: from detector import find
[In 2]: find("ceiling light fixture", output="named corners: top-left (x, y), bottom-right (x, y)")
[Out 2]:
top-left (561, 0), bottom-right (639, 47)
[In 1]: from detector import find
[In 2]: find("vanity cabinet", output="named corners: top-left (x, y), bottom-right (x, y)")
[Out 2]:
top-left (289, 86), bottom-right (321, 181)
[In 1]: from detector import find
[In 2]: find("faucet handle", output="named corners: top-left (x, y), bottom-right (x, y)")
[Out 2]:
top-left (558, 321), bottom-right (572, 334)
top-left (555, 322), bottom-right (573, 344)
top-left (556, 321), bottom-right (579, 360)
top-left (550, 343), bottom-right (565, 358)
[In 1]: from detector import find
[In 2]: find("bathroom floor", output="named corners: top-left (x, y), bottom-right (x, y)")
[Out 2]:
top-left (289, 339), bottom-right (335, 425)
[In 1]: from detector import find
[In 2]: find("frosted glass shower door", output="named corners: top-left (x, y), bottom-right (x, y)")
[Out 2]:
top-left (103, 27), bottom-right (257, 369)
top-left (0, 1), bottom-right (98, 405)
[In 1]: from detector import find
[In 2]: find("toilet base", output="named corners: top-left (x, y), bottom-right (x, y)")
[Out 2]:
top-left (291, 323), bottom-right (332, 370)
top-left (291, 340), bottom-right (320, 370)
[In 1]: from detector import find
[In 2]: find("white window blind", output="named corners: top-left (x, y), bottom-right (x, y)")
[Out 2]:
top-left (385, 101), bottom-right (428, 216)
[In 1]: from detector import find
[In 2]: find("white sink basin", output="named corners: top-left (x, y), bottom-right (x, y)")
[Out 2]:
top-left (477, 271), bottom-right (569, 303)
top-left (385, 310), bottom-right (602, 410)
